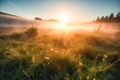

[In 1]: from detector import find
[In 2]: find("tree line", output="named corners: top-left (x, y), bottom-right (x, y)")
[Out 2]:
top-left (94, 11), bottom-right (120, 23)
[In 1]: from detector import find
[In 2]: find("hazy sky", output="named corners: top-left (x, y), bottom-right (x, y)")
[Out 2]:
top-left (0, 0), bottom-right (120, 22)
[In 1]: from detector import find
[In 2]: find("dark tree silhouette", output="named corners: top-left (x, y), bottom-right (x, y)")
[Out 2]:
top-left (96, 17), bottom-right (100, 22)
top-left (109, 13), bottom-right (114, 22)
top-left (35, 17), bottom-right (42, 21)
top-left (116, 12), bottom-right (120, 18)
top-left (104, 16), bottom-right (109, 22)
top-left (115, 12), bottom-right (120, 22)
top-left (101, 16), bottom-right (105, 22)
top-left (94, 12), bottom-right (120, 23)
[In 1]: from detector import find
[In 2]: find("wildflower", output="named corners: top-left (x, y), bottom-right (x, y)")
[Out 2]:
top-left (86, 76), bottom-right (89, 80)
top-left (102, 58), bottom-right (105, 61)
top-left (32, 48), bottom-right (33, 50)
top-left (79, 54), bottom-right (81, 59)
top-left (16, 52), bottom-right (20, 56)
top-left (93, 78), bottom-right (96, 80)
top-left (67, 49), bottom-right (70, 52)
top-left (32, 56), bottom-right (35, 63)
top-left (66, 74), bottom-right (69, 77)
top-left (47, 62), bottom-right (50, 65)
top-left (50, 47), bottom-right (54, 51)
top-left (10, 48), bottom-right (20, 56)
top-left (103, 54), bottom-right (108, 61)
top-left (79, 62), bottom-right (83, 68)
top-left (104, 54), bottom-right (108, 58)
top-left (45, 56), bottom-right (50, 60)
top-left (26, 51), bottom-right (29, 54)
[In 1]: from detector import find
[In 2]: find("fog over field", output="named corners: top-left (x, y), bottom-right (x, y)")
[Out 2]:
top-left (1, 12), bottom-right (120, 35)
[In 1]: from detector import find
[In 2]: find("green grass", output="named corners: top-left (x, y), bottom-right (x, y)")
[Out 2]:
top-left (0, 27), bottom-right (120, 80)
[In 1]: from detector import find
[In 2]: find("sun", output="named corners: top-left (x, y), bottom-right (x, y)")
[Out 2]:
top-left (58, 13), bottom-right (70, 24)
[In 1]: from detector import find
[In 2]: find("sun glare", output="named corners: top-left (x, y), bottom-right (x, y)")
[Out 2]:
top-left (58, 13), bottom-right (70, 24)
top-left (53, 12), bottom-right (74, 31)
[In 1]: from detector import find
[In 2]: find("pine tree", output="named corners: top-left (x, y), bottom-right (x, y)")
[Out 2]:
top-left (105, 16), bottom-right (109, 22)
top-left (109, 13), bottom-right (114, 22)
top-left (96, 17), bottom-right (100, 22)
top-left (101, 16), bottom-right (105, 22)
top-left (115, 12), bottom-right (120, 22)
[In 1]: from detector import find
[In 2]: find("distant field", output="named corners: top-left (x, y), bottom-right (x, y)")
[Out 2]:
top-left (0, 23), bottom-right (120, 80)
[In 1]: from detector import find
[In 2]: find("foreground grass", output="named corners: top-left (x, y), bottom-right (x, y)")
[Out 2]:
top-left (0, 27), bottom-right (120, 80)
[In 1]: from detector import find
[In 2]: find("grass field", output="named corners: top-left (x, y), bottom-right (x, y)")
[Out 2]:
top-left (0, 25), bottom-right (120, 80)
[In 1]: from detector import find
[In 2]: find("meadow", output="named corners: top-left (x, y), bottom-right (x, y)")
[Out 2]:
top-left (0, 24), bottom-right (120, 80)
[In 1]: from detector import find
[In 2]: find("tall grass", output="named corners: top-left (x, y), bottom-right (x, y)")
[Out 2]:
top-left (0, 27), bottom-right (120, 80)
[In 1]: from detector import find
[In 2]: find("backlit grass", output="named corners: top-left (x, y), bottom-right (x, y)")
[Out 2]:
top-left (0, 27), bottom-right (120, 80)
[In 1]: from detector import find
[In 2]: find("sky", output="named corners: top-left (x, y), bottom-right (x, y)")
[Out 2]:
top-left (0, 0), bottom-right (120, 22)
